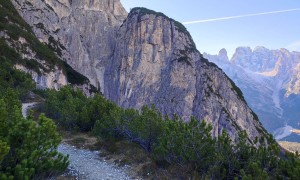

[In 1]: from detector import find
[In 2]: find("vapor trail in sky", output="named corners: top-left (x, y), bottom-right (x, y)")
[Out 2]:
top-left (182, 8), bottom-right (300, 25)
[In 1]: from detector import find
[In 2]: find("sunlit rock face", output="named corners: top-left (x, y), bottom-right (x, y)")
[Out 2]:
top-left (0, 30), bottom-right (67, 90)
top-left (12, 0), bottom-right (127, 89)
top-left (104, 9), bottom-right (267, 142)
top-left (204, 47), bottom-right (300, 131)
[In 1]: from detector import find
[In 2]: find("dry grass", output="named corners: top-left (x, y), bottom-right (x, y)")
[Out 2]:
top-left (59, 131), bottom-right (199, 179)
top-left (278, 141), bottom-right (300, 153)
top-left (61, 131), bottom-right (98, 150)
top-left (92, 138), bottom-right (202, 179)
top-left (91, 138), bottom-right (153, 179)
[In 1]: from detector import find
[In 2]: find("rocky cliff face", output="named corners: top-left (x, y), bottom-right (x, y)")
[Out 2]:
top-left (232, 46), bottom-right (278, 72)
top-left (104, 8), bottom-right (267, 142)
top-left (287, 61), bottom-right (300, 95)
top-left (12, 0), bottom-right (127, 89)
top-left (1, 0), bottom-right (94, 92)
top-left (11, 2), bottom-right (268, 142)
top-left (204, 47), bottom-right (300, 134)
top-left (2, 34), bottom-right (68, 89)
top-left (0, 2), bottom-right (67, 90)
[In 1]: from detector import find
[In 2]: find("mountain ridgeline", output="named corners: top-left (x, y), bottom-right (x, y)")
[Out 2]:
top-left (204, 47), bottom-right (300, 135)
top-left (9, 0), bottom-right (268, 143)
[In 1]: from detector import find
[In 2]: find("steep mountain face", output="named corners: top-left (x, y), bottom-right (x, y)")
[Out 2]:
top-left (232, 46), bottom-right (278, 72)
top-left (287, 62), bottom-right (300, 96)
top-left (204, 48), bottom-right (300, 134)
top-left (12, 0), bottom-right (127, 90)
top-left (0, 0), bottom-right (67, 89)
top-left (1, 0), bottom-right (92, 94)
top-left (104, 8), bottom-right (266, 142)
top-left (10, 1), bottom-right (268, 142)
top-left (6, 35), bottom-right (68, 89)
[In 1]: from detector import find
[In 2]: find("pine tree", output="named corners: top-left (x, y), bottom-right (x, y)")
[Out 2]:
top-left (0, 98), bottom-right (68, 179)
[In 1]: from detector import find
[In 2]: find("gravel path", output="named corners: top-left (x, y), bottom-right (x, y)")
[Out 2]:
top-left (22, 102), bottom-right (38, 117)
top-left (22, 103), bottom-right (134, 180)
top-left (58, 144), bottom-right (132, 180)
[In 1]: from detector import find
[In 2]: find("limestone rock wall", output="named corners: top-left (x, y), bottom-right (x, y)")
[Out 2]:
top-left (104, 9), bottom-right (267, 142)
top-left (12, 0), bottom-right (127, 89)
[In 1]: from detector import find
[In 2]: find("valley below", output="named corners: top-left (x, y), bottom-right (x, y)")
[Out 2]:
top-left (204, 47), bottom-right (300, 138)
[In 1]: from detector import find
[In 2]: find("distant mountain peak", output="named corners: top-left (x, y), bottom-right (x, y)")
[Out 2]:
top-left (204, 47), bottom-right (300, 132)
top-left (218, 48), bottom-right (229, 60)
top-left (253, 46), bottom-right (268, 51)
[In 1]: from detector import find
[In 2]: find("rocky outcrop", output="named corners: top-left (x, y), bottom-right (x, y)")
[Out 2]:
top-left (1, 0), bottom-right (96, 91)
top-left (204, 47), bottom-right (300, 132)
top-left (0, 31), bottom-right (67, 89)
top-left (287, 62), bottom-right (300, 96)
top-left (12, 0), bottom-right (127, 89)
top-left (15, 64), bottom-right (67, 90)
top-left (104, 8), bottom-right (267, 142)
top-left (232, 46), bottom-right (278, 72)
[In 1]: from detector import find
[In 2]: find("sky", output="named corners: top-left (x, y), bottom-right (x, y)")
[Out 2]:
top-left (121, 0), bottom-right (300, 58)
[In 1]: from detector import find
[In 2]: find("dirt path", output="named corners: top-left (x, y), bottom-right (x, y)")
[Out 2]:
top-left (22, 103), bottom-right (135, 180)
top-left (22, 102), bottom-right (38, 117)
top-left (58, 143), bottom-right (131, 180)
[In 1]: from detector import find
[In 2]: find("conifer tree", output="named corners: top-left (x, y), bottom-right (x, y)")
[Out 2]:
top-left (0, 99), bottom-right (68, 179)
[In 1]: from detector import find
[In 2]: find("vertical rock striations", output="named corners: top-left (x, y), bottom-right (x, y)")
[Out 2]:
top-left (12, 0), bottom-right (127, 89)
top-left (104, 8), bottom-right (267, 142)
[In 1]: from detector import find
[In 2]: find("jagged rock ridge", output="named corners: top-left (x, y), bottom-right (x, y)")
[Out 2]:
top-left (11, 2), bottom-right (268, 142)
top-left (204, 47), bottom-right (300, 133)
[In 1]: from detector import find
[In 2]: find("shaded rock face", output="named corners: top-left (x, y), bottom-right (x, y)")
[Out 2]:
top-left (12, 0), bottom-right (127, 89)
top-left (104, 9), bottom-right (266, 142)
top-left (204, 47), bottom-right (300, 132)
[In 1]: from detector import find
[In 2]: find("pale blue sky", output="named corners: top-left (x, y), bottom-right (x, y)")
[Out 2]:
top-left (121, 0), bottom-right (300, 58)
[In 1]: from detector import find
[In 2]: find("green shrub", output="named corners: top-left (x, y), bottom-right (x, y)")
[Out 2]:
top-left (0, 98), bottom-right (68, 179)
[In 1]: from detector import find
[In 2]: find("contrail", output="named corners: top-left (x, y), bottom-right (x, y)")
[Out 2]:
top-left (182, 8), bottom-right (300, 25)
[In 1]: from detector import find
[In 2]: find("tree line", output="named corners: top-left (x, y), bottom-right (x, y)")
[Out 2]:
top-left (38, 86), bottom-right (300, 179)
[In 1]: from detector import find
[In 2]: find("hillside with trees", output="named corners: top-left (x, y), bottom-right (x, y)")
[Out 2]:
top-left (36, 86), bottom-right (300, 179)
